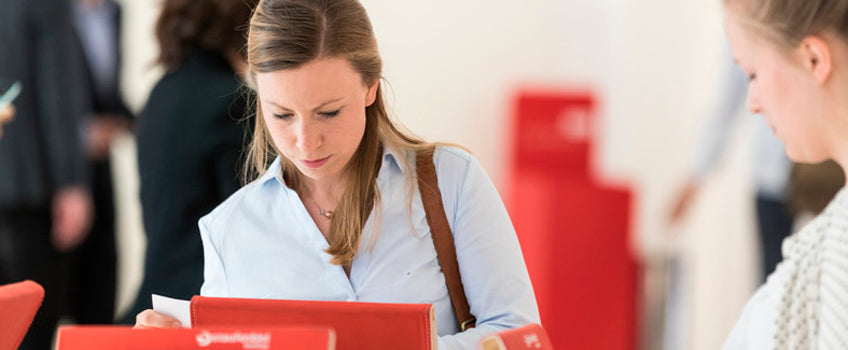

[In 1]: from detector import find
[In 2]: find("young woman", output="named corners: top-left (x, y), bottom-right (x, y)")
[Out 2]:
top-left (721, 0), bottom-right (848, 348)
top-left (135, 0), bottom-right (540, 348)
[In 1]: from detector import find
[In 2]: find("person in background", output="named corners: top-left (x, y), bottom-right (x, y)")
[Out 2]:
top-left (720, 0), bottom-right (848, 347)
top-left (134, 0), bottom-right (540, 348)
top-left (120, 0), bottom-right (255, 323)
top-left (0, 0), bottom-right (93, 348)
top-left (67, 0), bottom-right (133, 324)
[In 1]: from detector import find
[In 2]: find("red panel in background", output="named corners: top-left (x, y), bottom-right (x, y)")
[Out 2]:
top-left (512, 91), bottom-right (595, 176)
top-left (508, 91), bottom-right (638, 350)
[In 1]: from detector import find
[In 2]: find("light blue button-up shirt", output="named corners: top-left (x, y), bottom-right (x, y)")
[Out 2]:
top-left (198, 146), bottom-right (540, 349)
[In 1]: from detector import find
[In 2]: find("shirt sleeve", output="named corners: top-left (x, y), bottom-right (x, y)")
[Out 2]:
top-left (31, 0), bottom-right (89, 190)
top-left (199, 216), bottom-right (229, 297)
top-left (436, 150), bottom-right (541, 349)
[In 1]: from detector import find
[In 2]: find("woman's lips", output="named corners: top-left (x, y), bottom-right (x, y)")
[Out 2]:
top-left (300, 155), bottom-right (331, 169)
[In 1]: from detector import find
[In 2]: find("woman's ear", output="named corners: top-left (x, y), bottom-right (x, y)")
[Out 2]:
top-left (365, 80), bottom-right (379, 107)
top-left (798, 35), bottom-right (833, 84)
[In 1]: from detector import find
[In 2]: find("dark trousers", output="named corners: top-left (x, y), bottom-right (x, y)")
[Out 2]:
top-left (755, 195), bottom-right (795, 282)
top-left (0, 207), bottom-right (64, 350)
top-left (66, 160), bottom-right (117, 324)
top-left (0, 161), bottom-right (117, 349)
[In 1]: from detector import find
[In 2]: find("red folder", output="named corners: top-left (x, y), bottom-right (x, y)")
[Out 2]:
top-left (478, 324), bottom-right (554, 350)
top-left (0, 280), bottom-right (44, 350)
top-left (56, 326), bottom-right (335, 350)
top-left (190, 296), bottom-right (436, 350)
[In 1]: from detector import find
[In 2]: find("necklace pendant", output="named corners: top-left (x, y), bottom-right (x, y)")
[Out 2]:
top-left (319, 209), bottom-right (334, 219)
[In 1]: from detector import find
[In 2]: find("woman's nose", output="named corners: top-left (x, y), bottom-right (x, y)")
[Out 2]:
top-left (295, 117), bottom-right (322, 153)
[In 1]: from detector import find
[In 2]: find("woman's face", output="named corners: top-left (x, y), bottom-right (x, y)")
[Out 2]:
top-left (724, 9), bottom-right (830, 163)
top-left (256, 58), bottom-right (378, 185)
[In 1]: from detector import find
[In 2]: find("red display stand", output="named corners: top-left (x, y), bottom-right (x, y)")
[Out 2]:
top-left (507, 90), bottom-right (638, 350)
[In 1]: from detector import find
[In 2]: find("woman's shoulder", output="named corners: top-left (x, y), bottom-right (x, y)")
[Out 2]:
top-left (430, 145), bottom-right (485, 183)
top-left (145, 55), bottom-right (240, 110)
top-left (199, 173), bottom-right (278, 233)
top-left (432, 145), bottom-right (476, 169)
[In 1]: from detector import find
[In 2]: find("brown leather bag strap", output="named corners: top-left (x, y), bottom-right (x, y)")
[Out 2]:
top-left (416, 147), bottom-right (477, 332)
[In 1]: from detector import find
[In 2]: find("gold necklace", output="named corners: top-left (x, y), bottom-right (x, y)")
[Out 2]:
top-left (309, 198), bottom-right (334, 219)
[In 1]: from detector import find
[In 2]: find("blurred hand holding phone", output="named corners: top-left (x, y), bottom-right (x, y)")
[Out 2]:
top-left (0, 81), bottom-right (21, 107)
top-left (0, 81), bottom-right (20, 137)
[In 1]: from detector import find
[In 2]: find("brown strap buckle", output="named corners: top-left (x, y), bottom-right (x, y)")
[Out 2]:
top-left (460, 317), bottom-right (477, 332)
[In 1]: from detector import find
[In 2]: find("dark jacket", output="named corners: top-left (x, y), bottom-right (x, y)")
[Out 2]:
top-left (129, 51), bottom-right (249, 316)
top-left (0, 0), bottom-right (89, 208)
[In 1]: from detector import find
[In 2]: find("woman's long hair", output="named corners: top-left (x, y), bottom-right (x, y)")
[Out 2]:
top-left (243, 0), bottom-right (438, 266)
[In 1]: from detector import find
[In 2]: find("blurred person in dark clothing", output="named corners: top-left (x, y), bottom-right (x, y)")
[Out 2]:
top-left (0, 0), bottom-right (94, 348)
top-left (120, 0), bottom-right (255, 323)
top-left (67, 0), bottom-right (133, 324)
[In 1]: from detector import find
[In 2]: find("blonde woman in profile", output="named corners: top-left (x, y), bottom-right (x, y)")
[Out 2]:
top-left (133, 0), bottom-right (540, 348)
top-left (721, 0), bottom-right (848, 348)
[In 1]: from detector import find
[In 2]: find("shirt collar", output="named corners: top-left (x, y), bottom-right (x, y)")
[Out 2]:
top-left (258, 157), bottom-right (284, 185)
top-left (381, 144), bottom-right (407, 176)
top-left (257, 145), bottom-right (408, 186)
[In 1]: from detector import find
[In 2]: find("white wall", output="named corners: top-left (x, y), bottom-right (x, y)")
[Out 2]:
top-left (365, 0), bottom-right (612, 188)
top-left (606, 1), bottom-right (757, 349)
top-left (114, 1), bottom-right (759, 348)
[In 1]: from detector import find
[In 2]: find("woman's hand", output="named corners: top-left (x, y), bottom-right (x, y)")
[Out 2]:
top-left (134, 309), bottom-right (183, 329)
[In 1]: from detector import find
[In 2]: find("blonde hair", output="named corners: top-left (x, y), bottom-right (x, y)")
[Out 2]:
top-left (243, 0), bottom-right (438, 266)
top-left (726, 0), bottom-right (848, 48)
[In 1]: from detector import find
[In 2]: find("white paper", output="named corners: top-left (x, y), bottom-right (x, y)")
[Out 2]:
top-left (152, 294), bottom-right (192, 328)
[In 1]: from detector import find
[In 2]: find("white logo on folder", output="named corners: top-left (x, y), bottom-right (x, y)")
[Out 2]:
top-left (195, 330), bottom-right (271, 349)
top-left (523, 333), bottom-right (541, 348)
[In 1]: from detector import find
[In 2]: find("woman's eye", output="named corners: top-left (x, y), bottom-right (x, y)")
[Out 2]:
top-left (272, 113), bottom-right (293, 120)
top-left (320, 110), bottom-right (340, 118)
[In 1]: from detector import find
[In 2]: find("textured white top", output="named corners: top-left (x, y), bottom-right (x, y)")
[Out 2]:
top-left (723, 187), bottom-right (848, 349)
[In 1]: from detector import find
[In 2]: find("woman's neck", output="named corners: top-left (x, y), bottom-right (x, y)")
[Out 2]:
top-left (301, 177), bottom-right (346, 209)
top-left (826, 68), bottom-right (848, 184)
top-left (226, 50), bottom-right (247, 80)
top-left (829, 115), bottom-right (848, 184)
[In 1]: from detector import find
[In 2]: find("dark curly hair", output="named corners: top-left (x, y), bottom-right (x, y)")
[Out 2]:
top-left (155, 0), bottom-right (258, 72)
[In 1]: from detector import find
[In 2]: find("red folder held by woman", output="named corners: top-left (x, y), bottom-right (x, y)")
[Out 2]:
top-left (190, 296), bottom-right (437, 350)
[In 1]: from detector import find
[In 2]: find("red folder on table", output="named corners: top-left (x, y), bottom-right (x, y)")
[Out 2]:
top-left (0, 280), bottom-right (44, 350)
top-left (478, 324), bottom-right (553, 350)
top-left (56, 326), bottom-right (335, 350)
top-left (190, 296), bottom-right (437, 350)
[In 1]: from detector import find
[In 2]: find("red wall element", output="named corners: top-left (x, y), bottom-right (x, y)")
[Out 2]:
top-left (507, 91), bottom-right (639, 350)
